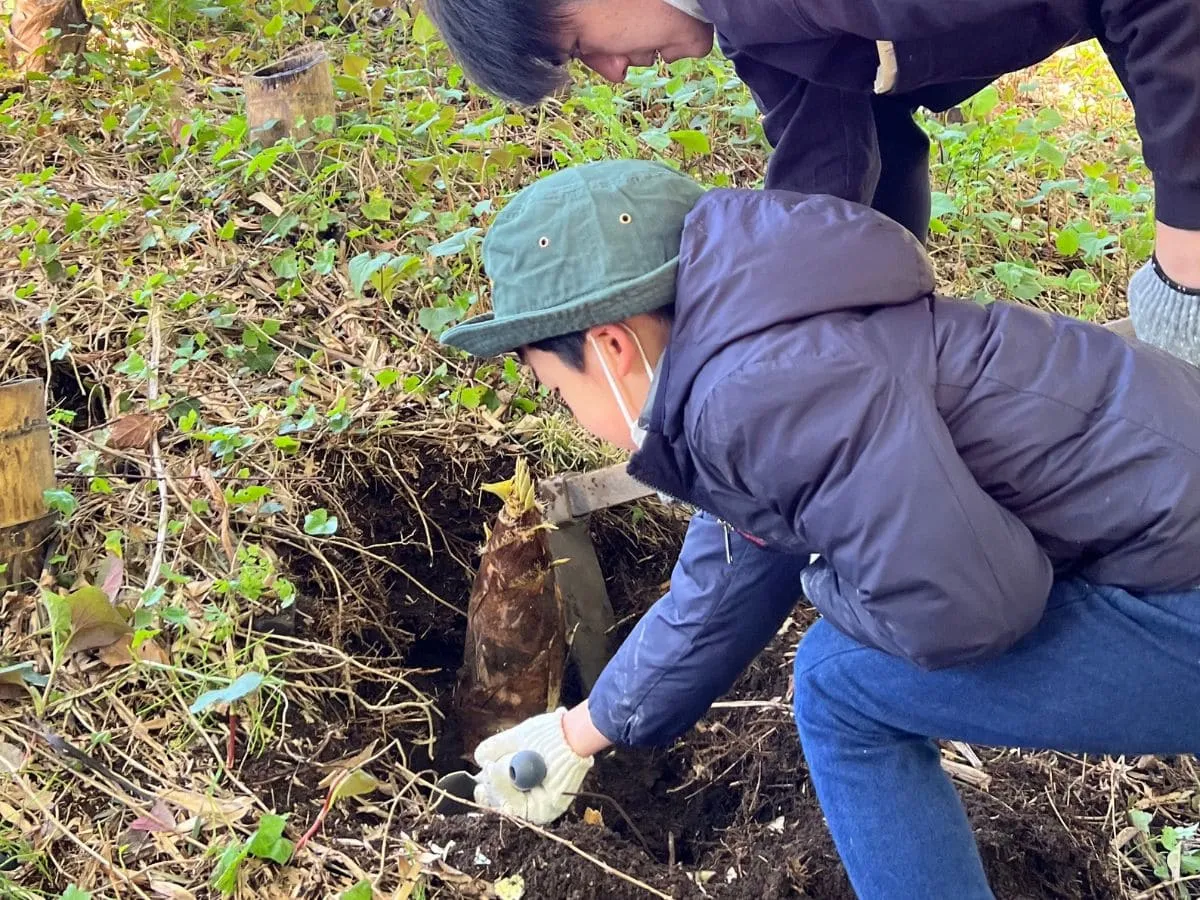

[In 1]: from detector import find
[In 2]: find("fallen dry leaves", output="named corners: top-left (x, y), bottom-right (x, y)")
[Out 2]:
top-left (97, 633), bottom-right (169, 667)
top-left (129, 797), bottom-right (178, 834)
top-left (158, 788), bottom-right (254, 824)
top-left (106, 413), bottom-right (162, 452)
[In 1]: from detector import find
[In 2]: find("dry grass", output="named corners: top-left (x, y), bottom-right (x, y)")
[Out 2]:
top-left (0, 2), bottom-right (1193, 897)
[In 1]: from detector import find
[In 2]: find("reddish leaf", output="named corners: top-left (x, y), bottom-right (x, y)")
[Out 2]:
top-left (130, 798), bottom-right (177, 833)
top-left (98, 555), bottom-right (124, 603)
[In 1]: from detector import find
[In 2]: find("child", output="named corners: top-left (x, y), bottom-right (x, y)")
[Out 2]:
top-left (426, 0), bottom-right (1200, 366)
top-left (440, 159), bottom-right (1200, 900)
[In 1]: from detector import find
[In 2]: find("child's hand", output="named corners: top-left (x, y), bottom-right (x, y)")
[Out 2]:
top-left (472, 708), bottom-right (594, 824)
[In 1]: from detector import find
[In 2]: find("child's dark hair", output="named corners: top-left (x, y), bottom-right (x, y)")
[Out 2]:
top-left (525, 306), bottom-right (675, 371)
top-left (424, 0), bottom-right (569, 105)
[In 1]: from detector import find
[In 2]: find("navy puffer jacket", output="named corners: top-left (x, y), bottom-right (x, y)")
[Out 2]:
top-left (698, 0), bottom-right (1200, 233)
top-left (588, 188), bottom-right (1200, 746)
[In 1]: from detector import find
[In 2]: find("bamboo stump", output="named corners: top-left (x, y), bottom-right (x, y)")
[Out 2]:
top-left (0, 381), bottom-right (56, 592)
top-left (7, 0), bottom-right (89, 73)
top-left (456, 460), bottom-right (566, 755)
top-left (244, 44), bottom-right (335, 171)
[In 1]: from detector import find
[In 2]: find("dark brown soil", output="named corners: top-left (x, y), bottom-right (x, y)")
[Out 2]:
top-left (418, 626), bottom-right (1119, 899)
top-left (281, 477), bottom-right (1136, 899)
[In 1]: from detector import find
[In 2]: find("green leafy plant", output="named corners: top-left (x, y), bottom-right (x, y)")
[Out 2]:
top-left (43, 488), bottom-right (78, 518)
top-left (303, 508), bottom-right (338, 536)
top-left (212, 813), bottom-right (294, 895)
top-left (1129, 810), bottom-right (1200, 891)
top-left (294, 750), bottom-right (380, 852)
top-left (190, 672), bottom-right (265, 716)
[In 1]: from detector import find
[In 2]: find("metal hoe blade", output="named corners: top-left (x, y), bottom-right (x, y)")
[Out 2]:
top-left (432, 770), bottom-right (479, 816)
top-left (539, 463), bottom-right (655, 692)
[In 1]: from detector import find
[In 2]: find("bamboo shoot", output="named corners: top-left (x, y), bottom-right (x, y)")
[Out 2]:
top-left (456, 459), bottom-right (566, 754)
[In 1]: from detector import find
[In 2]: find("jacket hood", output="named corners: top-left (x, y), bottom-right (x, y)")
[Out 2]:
top-left (677, 190), bottom-right (931, 398)
top-left (630, 188), bottom-right (935, 501)
top-left (672, 188), bottom-right (933, 373)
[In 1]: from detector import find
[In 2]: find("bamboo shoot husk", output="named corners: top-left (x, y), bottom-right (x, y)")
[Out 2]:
top-left (455, 459), bottom-right (566, 754)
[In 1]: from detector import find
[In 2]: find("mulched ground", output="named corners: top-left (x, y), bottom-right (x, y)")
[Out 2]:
top-left (417, 634), bottom-right (1119, 899)
top-left (392, 519), bottom-right (1140, 899)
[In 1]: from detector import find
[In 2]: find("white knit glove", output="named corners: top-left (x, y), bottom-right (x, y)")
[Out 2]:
top-left (472, 708), bottom-right (594, 824)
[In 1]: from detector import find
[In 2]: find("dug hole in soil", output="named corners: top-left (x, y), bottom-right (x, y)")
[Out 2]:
top-left (287, 471), bottom-right (1126, 899)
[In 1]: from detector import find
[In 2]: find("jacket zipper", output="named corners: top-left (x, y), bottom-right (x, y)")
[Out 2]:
top-left (629, 470), bottom-right (736, 566)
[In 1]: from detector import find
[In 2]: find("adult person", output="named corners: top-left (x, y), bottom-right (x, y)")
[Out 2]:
top-left (425, 0), bottom-right (1200, 364)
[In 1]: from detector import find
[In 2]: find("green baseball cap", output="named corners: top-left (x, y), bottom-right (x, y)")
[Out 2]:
top-left (440, 159), bottom-right (705, 357)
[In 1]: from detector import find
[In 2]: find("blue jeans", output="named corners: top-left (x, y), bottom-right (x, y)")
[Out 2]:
top-left (793, 578), bottom-right (1200, 899)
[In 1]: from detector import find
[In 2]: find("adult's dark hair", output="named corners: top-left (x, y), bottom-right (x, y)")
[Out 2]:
top-left (424, 0), bottom-right (570, 105)
top-left (524, 305), bottom-right (675, 371)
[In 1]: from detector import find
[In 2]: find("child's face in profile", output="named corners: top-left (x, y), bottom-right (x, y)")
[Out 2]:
top-left (524, 344), bottom-right (639, 452)
top-left (523, 324), bottom-right (655, 452)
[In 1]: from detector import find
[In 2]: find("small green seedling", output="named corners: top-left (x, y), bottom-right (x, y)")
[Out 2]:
top-left (302, 507), bottom-right (338, 536)
top-left (1129, 809), bottom-right (1200, 894)
top-left (0, 663), bottom-right (48, 700)
top-left (190, 671), bottom-right (266, 771)
top-left (189, 671), bottom-right (265, 716)
top-left (212, 812), bottom-right (293, 895)
top-left (295, 746), bottom-right (380, 853)
top-left (43, 585), bottom-right (131, 661)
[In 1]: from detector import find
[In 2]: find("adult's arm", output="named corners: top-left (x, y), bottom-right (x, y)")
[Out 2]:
top-left (709, 0), bottom-right (1200, 230)
top-left (726, 45), bottom-right (931, 239)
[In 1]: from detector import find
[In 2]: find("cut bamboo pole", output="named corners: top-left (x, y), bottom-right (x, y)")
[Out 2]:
top-left (244, 44), bottom-right (335, 151)
top-left (7, 0), bottom-right (89, 74)
top-left (0, 380), bottom-right (56, 592)
top-left (456, 460), bottom-right (566, 755)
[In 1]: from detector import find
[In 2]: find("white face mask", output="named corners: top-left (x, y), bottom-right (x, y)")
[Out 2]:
top-left (588, 326), bottom-right (655, 447)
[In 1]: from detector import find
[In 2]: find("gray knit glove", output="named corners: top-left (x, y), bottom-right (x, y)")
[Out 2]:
top-left (1128, 259), bottom-right (1200, 366)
